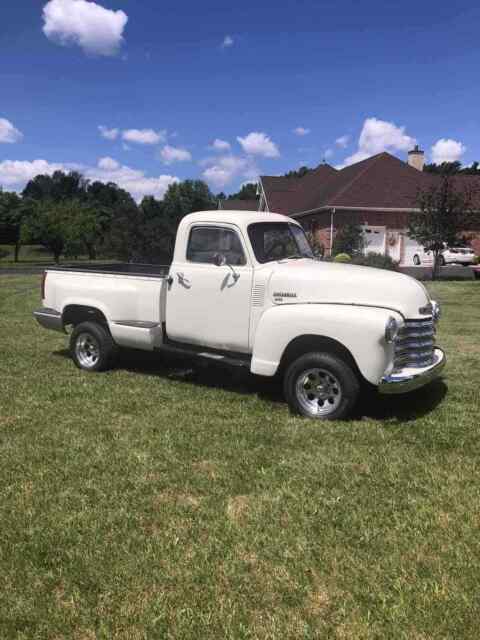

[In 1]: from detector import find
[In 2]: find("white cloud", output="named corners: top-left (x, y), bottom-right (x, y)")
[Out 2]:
top-left (237, 132), bottom-right (280, 158)
top-left (0, 118), bottom-right (23, 144)
top-left (42, 0), bottom-right (128, 57)
top-left (335, 134), bottom-right (350, 148)
top-left (160, 145), bottom-right (192, 164)
top-left (0, 157), bottom-right (178, 202)
top-left (431, 138), bottom-right (466, 164)
top-left (201, 154), bottom-right (258, 188)
top-left (324, 148), bottom-right (333, 159)
top-left (293, 127), bottom-right (310, 136)
top-left (122, 128), bottom-right (166, 145)
top-left (341, 117), bottom-right (416, 167)
top-left (209, 138), bottom-right (231, 152)
top-left (88, 161), bottom-right (178, 201)
top-left (98, 125), bottom-right (119, 140)
top-left (97, 156), bottom-right (119, 171)
top-left (222, 35), bottom-right (234, 48)
top-left (0, 159), bottom-right (65, 188)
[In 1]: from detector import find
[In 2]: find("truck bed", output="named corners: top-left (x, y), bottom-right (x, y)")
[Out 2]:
top-left (45, 263), bottom-right (170, 278)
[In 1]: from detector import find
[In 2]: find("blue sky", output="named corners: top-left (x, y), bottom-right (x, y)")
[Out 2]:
top-left (1, 0), bottom-right (480, 200)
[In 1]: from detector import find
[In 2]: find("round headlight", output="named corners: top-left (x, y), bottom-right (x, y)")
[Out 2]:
top-left (432, 301), bottom-right (441, 323)
top-left (385, 316), bottom-right (399, 344)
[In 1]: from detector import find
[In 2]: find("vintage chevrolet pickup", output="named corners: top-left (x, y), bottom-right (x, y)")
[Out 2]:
top-left (34, 210), bottom-right (445, 420)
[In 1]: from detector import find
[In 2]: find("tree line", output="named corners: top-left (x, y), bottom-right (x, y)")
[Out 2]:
top-left (0, 171), bottom-right (219, 264)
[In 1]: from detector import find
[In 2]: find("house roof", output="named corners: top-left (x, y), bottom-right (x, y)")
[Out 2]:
top-left (260, 164), bottom-right (337, 215)
top-left (218, 198), bottom-right (258, 211)
top-left (261, 152), bottom-right (480, 216)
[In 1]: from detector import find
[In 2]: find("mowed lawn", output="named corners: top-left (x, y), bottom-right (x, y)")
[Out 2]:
top-left (0, 276), bottom-right (479, 640)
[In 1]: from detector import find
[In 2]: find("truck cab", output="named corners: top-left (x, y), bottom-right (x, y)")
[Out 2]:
top-left (34, 210), bottom-right (446, 420)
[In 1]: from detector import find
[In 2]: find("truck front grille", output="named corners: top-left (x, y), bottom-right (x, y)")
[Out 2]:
top-left (394, 318), bottom-right (435, 370)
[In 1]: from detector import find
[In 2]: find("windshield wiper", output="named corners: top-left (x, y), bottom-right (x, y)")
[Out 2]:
top-left (286, 254), bottom-right (310, 260)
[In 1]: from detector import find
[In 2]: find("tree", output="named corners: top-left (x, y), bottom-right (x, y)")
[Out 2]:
top-left (161, 180), bottom-right (217, 257)
top-left (228, 182), bottom-right (258, 200)
top-left (424, 161), bottom-right (480, 176)
top-left (284, 166), bottom-right (311, 179)
top-left (0, 190), bottom-right (23, 262)
top-left (332, 223), bottom-right (366, 257)
top-left (22, 170), bottom-right (88, 202)
top-left (21, 199), bottom-right (97, 263)
top-left (409, 176), bottom-right (476, 279)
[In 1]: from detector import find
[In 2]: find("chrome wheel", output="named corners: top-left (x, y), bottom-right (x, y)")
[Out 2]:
top-left (75, 332), bottom-right (100, 369)
top-left (295, 368), bottom-right (342, 417)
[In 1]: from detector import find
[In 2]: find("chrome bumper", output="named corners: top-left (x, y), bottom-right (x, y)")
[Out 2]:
top-left (378, 348), bottom-right (446, 394)
top-left (33, 308), bottom-right (65, 333)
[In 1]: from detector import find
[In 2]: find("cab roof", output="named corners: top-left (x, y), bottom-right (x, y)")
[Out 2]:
top-left (184, 210), bottom-right (296, 227)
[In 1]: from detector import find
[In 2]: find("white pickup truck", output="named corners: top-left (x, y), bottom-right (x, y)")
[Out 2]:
top-left (34, 210), bottom-right (445, 420)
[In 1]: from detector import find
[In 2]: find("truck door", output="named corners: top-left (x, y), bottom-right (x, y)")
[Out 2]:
top-left (165, 223), bottom-right (253, 353)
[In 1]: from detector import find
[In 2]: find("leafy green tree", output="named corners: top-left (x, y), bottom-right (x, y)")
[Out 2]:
top-left (409, 176), bottom-right (476, 279)
top-left (0, 189), bottom-right (23, 261)
top-left (161, 180), bottom-right (216, 257)
top-left (424, 161), bottom-right (480, 176)
top-left (228, 182), bottom-right (258, 200)
top-left (332, 223), bottom-right (366, 257)
top-left (86, 181), bottom-right (137, 259)
top-left (22, 170), bottom-right (88, 202)
top-left (284, 166), bottom-right (311, 179)
top-left (21, 199), bottom-right (101, 263)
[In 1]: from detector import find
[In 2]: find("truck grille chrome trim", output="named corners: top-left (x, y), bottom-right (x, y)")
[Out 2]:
top-left (393, 317), bottom-right (435, 370)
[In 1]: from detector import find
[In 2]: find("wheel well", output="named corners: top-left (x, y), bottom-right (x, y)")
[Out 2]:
top-left (278, 334), bottom-right (361, 378)
top-left (62, 305), bottom-right (109, 329)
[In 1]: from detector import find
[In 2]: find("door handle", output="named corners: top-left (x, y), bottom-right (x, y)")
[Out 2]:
top-left (176, 272), bottom-right (191, 288)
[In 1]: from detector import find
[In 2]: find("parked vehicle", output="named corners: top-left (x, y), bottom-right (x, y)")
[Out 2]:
top-left (413, 244), bottom-right (476, 266)
top-left (34, 211), bottom-right (445, 420)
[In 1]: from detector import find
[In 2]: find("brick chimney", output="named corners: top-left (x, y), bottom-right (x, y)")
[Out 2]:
top-left (408, 144), bottom-right (425, 171)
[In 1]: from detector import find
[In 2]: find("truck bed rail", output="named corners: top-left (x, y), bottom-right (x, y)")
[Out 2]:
top-left (44, 263), bottom-right (170, 278)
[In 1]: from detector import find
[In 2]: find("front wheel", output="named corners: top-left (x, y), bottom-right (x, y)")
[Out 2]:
top-left (438, 255), bottom-right (446, 266)
top-left (283, 352), bottom-right (360, 420)
top-left (413, 254), bottom-right (421, 266)
top-left (70, 321), bottom-right (118, 372)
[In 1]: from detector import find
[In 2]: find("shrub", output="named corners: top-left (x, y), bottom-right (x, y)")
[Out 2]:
top-left (334, 253), bottom-right (352, 263)
top-left (332, 223), bottom-right (366, 257)
top-left (352, 252), bottom-right (399, 271)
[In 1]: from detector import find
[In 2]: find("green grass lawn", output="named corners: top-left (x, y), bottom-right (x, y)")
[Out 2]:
top-left (1, 276), bottom-right (479, 639)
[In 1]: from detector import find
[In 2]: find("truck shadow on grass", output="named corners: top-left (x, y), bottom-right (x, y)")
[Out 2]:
top-left (53, 348), bottom-right (448, 423)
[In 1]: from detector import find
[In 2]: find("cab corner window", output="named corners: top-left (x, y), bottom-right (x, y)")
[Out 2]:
top-left (187, 227), bottom-right (247, 266)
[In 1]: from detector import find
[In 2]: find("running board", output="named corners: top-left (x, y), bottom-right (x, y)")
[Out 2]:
top-left (155, 343), bottom-right (251, 368)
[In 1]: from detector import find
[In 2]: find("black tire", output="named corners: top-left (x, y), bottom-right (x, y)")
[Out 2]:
top-left (438, 255), bottom-right (445, 266)
top-left (70, 321), bottom-right (118, 372)
top-left (413, 254), bottom-right (420, 266)
top-left (283, 352), bottom-right (360, 420)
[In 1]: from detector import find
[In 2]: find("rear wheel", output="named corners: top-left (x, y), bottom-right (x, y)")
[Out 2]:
top-left (438, 255), bottom-right (446, 266)
top-left (283, 352), bottom-right (360, 420)
top-left (70, 321), bottom-right (118, 372)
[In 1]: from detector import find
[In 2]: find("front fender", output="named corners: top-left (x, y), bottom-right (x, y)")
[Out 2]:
top-left (250, 304), bottom-right (401, 385)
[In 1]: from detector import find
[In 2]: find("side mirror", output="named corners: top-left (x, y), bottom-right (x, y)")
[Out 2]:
top-left (213, 253), bottom-right (227, 267)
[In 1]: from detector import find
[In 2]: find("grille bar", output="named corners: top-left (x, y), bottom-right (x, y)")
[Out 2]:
top-left (393, 317), bottom-right (435, 370)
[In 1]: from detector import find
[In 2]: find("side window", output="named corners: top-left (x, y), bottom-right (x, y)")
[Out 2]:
top-left (187, 227), bottom-right (247, 265)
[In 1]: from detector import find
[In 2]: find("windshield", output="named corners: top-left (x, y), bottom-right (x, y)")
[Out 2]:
top-left (248, 222), bottom-right (314, 264)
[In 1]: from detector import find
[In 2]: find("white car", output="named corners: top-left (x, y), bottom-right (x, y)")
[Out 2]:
top-left (413, 245), bottom-right (476, 266)
top-left (34, 210), bottom-right (445, 421)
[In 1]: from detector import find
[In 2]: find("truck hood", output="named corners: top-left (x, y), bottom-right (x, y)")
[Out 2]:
top-left (267, 259), bottom-right (430, 318)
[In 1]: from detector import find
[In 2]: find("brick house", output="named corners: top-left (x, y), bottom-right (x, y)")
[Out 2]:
top-left (257, 148), bottom-right (480, 264)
